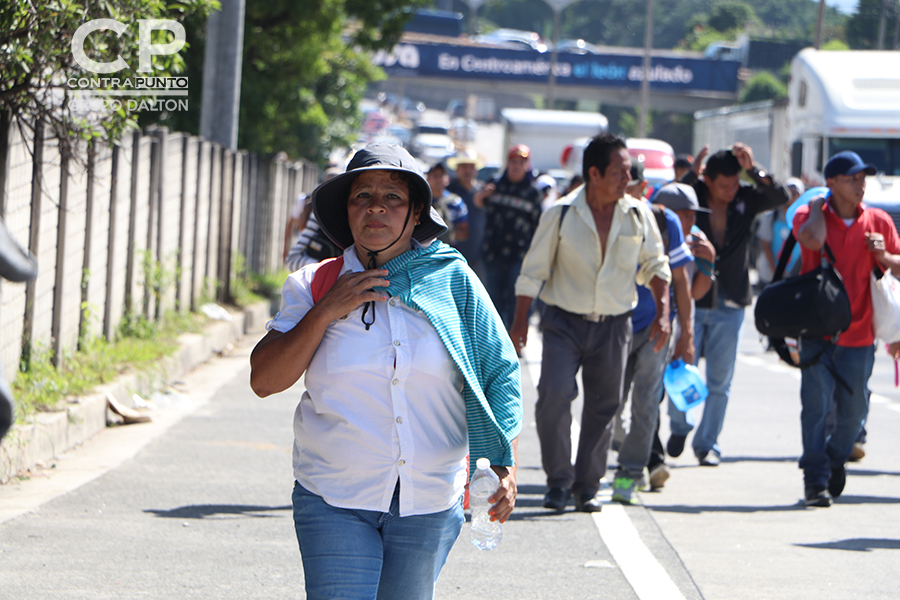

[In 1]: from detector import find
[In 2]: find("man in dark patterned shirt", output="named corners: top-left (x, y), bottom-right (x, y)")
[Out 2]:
top-left (479, 144), bottom-right (543, 329)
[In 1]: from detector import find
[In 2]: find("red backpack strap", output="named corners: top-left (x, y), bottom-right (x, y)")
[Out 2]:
top-left (311, 257), bottom-right (344, 304)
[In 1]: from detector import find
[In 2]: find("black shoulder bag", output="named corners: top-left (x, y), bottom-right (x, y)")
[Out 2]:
top-left (754, 232), bottom-right (853, 391)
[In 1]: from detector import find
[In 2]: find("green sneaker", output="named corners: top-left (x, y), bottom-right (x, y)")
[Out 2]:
top-left (612, 477), bottom-right (638, 505)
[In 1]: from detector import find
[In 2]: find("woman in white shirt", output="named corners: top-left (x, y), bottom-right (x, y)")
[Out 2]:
top-left (250, 144), bottom-right (522, 600)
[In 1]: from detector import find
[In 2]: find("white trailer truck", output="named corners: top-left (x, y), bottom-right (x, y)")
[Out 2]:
top-left (788, 48), bottom-right (900, 192)
top-left (500, 108), bottom-right (608, 174)
top-left (693, 49), bottom-right (900, 197)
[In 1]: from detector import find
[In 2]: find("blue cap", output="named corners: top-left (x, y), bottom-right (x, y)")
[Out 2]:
top-left (824, 151), bottom-right (877, 179)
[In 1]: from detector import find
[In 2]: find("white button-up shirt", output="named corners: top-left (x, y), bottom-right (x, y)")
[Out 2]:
top-left (267, 245), bottom-right (468, 516)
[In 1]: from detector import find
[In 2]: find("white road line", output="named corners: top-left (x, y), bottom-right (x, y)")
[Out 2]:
top-left (524, 326), bottom-right (683, 600)
top-left (594, 505), bottom-right (687, 600)
top-left (738, 354), bottom-right (801, 379)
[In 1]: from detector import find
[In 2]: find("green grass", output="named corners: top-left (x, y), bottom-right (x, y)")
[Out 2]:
top-left (230, 255), bottom-right (289, 309)
top-left (13, 310), bottom-right (207, 421)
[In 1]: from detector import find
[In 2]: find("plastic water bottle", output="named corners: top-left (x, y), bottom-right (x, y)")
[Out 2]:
top-left (664, 359), bottom-right (709, 412)
top-left (469, 458), bottom-right (502, 551)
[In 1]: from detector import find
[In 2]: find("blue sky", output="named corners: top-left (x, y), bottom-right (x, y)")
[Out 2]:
top-left (827, 0), bottom-right (858, 14)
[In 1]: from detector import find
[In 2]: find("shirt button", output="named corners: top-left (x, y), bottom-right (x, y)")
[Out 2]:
top-left (396, 416), bottom-right (403, 424)
top-left (393, 340), bottom-right (401, 346)
top-left (398, 459), bottom-right (405, 466)
top-left (389, 299), bottom-right (396, 306)
top-left (392, 379), bottom-right (399, 385)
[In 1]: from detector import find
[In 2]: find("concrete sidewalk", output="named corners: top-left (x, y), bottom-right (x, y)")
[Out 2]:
top-left (0, 301), bottom-right (271, 485)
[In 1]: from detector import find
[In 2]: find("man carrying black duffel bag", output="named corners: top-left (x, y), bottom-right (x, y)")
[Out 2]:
top-left (792, 151), bottom-right (900, 507)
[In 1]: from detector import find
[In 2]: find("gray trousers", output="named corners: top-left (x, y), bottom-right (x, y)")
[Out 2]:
top-left (615, 322), bottom-right (674, 480)
top-left (535, 306), bottom-right (632, 496)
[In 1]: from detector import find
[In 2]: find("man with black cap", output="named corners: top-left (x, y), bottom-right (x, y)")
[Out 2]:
top-left (793, 150), bottom-right (900, 507)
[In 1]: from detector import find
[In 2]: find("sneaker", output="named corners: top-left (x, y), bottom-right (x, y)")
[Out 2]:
top-left (698, 449), bottom-right (721, 467)
top-left (828, 464), bottom-right (846, 498)
top-left (611, 477), bottom-right (638, 505)
top-left (848, 442), bottom-right (865, 462)
top-left (648, 464), bottom-right (670, 490)
top-left (804, 486), bottom-right (833, 508)
top-left (666, 434), bottom-right (687, 458)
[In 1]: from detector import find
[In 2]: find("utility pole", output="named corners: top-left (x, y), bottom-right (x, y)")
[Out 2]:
top-left (878, 0), bottom-right (891, 49)
top-left (814, 0), bottom-right (825, 49)
top-left (459, 0), bottom-right (485, 37)
top-left (542, 0), bottom-right (580, 110)
top-left (638, 0), bottom-right (655, 138)
top-left (200, 0), bottom-right (246, 151)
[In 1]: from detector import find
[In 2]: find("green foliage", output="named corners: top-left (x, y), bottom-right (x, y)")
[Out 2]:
top-left (681, 27), bottom-right (739, 52)
top-left (0, 0), bottom-right (217, 158)
top-left (144, 0), bottom-right (428, 164)
top-left (229, 251), bottom-right (288, 308)
top-left (708, 1), bottom-right (760, 32)
top-left (822, 39), bottom-right (851, 50)
top-left (846, 0), bottom-right (900, 49)
top-left (739, 70), bottom-right (787, 103)
top-left (234, 0), bottom-right (429, 163)
top-left (14, 310), bottom-right (206, 419)
top-left (461, 0), bottom-right (848, 51)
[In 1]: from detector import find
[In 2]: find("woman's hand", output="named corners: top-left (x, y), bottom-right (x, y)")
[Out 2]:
top-left (315, 268), bottom-right (390, 320)
top-left (488, 465), bottom-right (517, 523)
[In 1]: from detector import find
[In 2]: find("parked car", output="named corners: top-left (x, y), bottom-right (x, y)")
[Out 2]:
top-left (474, 29), bottom-right (547, 53)
top-left (449, 118), bottom-right (477, 144)
top-left (553, 39), bottom-right (601, 55)
top-left (561, 136), bottom-right (675, 192)
top-left (626, 138), bottom-right (676, 191)
top-left (410, 121), bottom-right (456, 164)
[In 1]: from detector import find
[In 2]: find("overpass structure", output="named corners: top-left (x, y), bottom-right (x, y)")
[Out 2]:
top-left (373, 34), bottom-right (742, 114)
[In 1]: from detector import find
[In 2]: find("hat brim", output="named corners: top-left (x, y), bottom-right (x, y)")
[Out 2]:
top-left (446, 156), bottom-right (485, 170)
top-left (311, 166), bottom-right (447, 250)
top-left (847, 164), bottom-right (878, 177)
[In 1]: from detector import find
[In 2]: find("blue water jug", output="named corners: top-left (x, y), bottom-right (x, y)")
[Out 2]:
top-left (664, 359), bottom-right (708, 412)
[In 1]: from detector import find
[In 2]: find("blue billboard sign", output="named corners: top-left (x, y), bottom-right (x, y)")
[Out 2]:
top-left (372, 43), bottom-right (740, 94)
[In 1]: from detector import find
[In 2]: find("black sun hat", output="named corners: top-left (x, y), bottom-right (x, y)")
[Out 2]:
top-left (311, 144), bottom-right (447, 249)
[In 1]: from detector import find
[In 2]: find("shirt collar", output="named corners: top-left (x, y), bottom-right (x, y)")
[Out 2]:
top-left (343, 239), bottom-right (425, 272)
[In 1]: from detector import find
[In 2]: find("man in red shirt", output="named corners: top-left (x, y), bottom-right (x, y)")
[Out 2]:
top-left (793, 151), bottom-right (900, 507)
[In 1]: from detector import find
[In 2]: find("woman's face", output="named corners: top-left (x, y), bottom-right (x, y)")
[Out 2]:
top-left (347, 170), bottom-right (419, 257)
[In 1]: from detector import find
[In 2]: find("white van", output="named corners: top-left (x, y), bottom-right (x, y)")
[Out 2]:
top-left (561, 136), bottom-right (675, 189)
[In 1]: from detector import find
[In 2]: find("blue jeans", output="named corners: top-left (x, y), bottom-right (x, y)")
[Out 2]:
top-left (669, 299), bottom-right (744, 457)
top-left (798, 340), bottom-right (873, 488)
top-left (483, 259), bottom-right (521, 330)
top-left (292, 481), bottom-right (464, 600)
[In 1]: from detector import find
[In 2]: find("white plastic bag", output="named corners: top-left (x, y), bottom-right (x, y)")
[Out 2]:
top-left (870, 268), bottom-right (900, 343)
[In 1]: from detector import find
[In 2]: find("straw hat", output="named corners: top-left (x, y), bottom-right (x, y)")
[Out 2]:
top-left (446, 148), bottom-right (485, 170)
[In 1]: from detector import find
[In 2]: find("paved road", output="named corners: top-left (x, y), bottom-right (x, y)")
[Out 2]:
top-left (2, 309), bottom-right (900, 599)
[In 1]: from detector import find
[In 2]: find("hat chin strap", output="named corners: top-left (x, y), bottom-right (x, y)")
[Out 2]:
top-left (358, 202), bottom-right (416, 331)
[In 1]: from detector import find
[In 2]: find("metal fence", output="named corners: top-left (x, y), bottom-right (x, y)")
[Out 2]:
top-left (0, 113), bottom-right (317, 380)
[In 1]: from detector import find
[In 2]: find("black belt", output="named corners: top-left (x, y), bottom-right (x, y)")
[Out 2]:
top-left (554, 306), bottom-right (632, 323)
